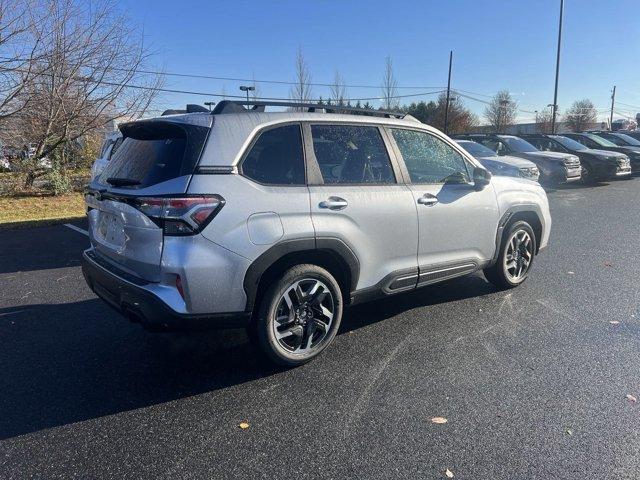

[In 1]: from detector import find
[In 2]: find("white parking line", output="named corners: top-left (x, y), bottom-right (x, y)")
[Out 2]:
top-left (63, 223), bottom-right (89, 237)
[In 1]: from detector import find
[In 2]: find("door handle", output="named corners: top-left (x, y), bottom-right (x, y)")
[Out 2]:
top-left (319, 196), bottom-right (348, 210)
top-left (417, 193), bottom-right (438, 206)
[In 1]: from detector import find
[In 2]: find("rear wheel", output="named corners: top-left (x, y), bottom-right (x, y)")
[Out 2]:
top-left (484, 221), bottom-right (536, 289)
top-left (252, 264), bottom-right (343, 366)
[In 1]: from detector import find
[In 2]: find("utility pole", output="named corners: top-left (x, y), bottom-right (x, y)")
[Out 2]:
top-left (551, 0), bottom-right (564, 134)
top-left (444, 50), bottom-right (453, 135)
top-left (609, 85), bottom-right (616, 130)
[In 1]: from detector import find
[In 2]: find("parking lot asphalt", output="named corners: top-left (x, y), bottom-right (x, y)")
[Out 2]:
top-left (2, 178), bottom-right (640, 479)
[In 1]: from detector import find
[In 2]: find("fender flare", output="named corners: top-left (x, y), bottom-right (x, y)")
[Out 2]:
top-left (492, 204), bottom-right (544, 263)
top-left (243, 237), bottom-right (360, 312)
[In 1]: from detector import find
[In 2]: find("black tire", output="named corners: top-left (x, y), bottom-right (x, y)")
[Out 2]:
top-left (251, 264), bottom-right (343, 367)
top-left (581, 163), bottom-right (596, 184)
top-left (484, 220), bottom-right (537, 289)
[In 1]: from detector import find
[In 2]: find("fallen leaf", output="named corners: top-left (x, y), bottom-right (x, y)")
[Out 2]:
top-left (239, 422), bottom-right (250, 429)
top-left (626, 394), bottom-right (637, 403)
top-left (567, 271), bottom-right (575, 275)
top-left (431, 417), bottom-right (448, 424)
top-left (609, 321), bottom-right (620, 325)
top-left (445, 469), bottom-right (454, 478)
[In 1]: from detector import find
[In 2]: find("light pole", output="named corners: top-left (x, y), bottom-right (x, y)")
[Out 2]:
top-left (443, 51), bottom-right (453, 135)
top-left (204, 101), bottom-right (215, 111)
top-left (551, 0), bottom-right (564, 134)
top-left (239, 85), bottom-right (255, 105)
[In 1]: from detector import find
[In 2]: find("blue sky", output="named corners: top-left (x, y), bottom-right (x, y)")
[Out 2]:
top-left (120, 0), bottom-right (640, 123)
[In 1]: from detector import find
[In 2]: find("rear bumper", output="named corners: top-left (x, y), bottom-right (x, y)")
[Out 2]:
top-left (82, 249), bottom-right (250, 331)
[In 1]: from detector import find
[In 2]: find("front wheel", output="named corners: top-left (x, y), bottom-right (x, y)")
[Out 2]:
top-left (252, 264), bottom-right (343, 366)
top-left (484, 221), bottom-right (537, 289)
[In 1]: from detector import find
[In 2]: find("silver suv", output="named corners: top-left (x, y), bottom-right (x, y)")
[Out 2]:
top-left (82, 101), bottom-right (551, 366)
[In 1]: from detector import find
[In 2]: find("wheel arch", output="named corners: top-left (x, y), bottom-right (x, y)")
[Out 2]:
top-left (492, 206), bottom-right (544, 263)
top-left (243, 237), bottom-right (359, 313)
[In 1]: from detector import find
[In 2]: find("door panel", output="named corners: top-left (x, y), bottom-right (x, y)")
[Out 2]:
top-left (388, 127), bottom-right (500, 280)
top-left (407, 183), bottom-right (499, 274)
top-left (305, 123), bottom-right (419, 291)
top-left (309, 185), bottom-right (418, 290)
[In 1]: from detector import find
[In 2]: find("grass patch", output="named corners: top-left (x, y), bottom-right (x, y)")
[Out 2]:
top-left (0, 193), bottom-right (85, 227)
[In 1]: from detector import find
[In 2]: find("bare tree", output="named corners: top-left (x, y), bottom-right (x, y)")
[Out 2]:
top-left (535, 109), bottom-right (554, 133)
top-left (563, 99), bottom-right (598, 132)
top-left (289, 47), bottom-right (312, 106)
top-left (484, 90), bottom-right (518, 133)
top-left (0, 0), bottom-right (44, 119)
top-left (330, 70), bottom-right (347, 105)
top-left (6, 0), bottom-right (161, 186)
top-left (381, 55), bottom-right (398, 110)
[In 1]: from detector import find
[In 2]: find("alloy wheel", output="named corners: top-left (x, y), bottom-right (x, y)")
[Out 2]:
top-left (272, 278), bottom-right (334, 355)
top-left (504, 229), bottom-right (533, 282)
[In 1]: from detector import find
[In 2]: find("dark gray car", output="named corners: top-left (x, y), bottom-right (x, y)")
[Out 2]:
top-left (455, 140), bottom-right (539, 181)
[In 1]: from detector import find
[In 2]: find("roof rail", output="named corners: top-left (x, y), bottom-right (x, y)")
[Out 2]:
top-left (211, 100), bottom-right (407, 119)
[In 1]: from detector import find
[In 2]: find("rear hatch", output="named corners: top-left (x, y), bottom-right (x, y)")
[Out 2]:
top-left (86, 115), bottom-right (212, 282)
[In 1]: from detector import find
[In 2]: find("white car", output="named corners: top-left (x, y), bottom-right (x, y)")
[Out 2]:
top-left (90, 131), bottom-right (122, 180)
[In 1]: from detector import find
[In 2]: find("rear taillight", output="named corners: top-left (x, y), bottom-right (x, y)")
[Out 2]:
top-left (132, 195), bottom-right (225, 236)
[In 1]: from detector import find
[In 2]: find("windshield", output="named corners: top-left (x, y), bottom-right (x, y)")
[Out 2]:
top-left (614, 133), bottom-right (640, 147)
top-left (582, 133), bottom-right (617, 147)
top-left (500, 136), bottom-right (539, 153)
top-left (552, 135), bottom-right (588, 151)
top-left (456, 140), bottom-right (496, 157)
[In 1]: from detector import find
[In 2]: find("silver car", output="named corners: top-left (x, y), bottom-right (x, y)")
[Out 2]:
top-left (82, 101), bottom-right (551, 366)
top-left (455, 139), bottom-right (539, 181)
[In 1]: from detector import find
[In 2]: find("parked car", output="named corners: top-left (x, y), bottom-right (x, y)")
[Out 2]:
top-left (0, 156), bottom-right (10, 171)
top-left (455, 139), bottom-right (539, 181)
top-left (452, 133), bottom-right (581, 185)
top-left (589, 131), bottom-right (640, 172)
top-left (90, 131), bottom-right (122, 180)
top-left (563, 132), bottom-right (639, 173)
top-left (618, 131), bottom-right (640, 142)
top-left (521, 134), bottom-right (631, 182)
top-left (82, 100), bottom-right (551, 366)
top-left (456, 140), bottom-right (540, 182)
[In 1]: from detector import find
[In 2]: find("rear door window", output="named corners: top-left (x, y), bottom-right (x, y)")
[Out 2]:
top-left (98, 121), bottom-right (208, 188)
top-left (241, 124), bottom-right (305, 185)
top-left (310, 124), bottom-right (395, 184)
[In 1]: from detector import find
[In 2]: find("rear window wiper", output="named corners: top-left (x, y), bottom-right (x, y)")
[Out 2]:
top-left (106, 177), bottom-right (141, 187)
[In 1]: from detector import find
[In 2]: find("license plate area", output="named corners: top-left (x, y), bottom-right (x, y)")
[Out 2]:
top-left (97, 211), bottom-right (125, 248)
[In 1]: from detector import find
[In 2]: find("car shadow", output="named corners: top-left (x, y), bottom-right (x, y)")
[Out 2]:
top-left (0, 274), bottom-right (496, 440)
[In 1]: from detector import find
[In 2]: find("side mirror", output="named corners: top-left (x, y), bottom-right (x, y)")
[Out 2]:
top-left (473, 167), bottom-right (491, 191)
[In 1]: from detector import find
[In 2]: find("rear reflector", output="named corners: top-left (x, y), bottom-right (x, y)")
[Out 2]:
top-left (132, 195), bottom-right (225, 235)
top-left (175, 275), bottom-right (185, 299)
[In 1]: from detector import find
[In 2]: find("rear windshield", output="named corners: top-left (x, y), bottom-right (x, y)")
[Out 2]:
top-left (98, 121), bottom-right (209, 188)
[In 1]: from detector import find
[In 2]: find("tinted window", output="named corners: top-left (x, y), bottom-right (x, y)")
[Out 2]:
top-left (311, 125), bottom-right (395, 184)
top-left (98, 122), bottom-right (208, 188)
top-left (500, 136), bottom-right (539, 153)
top-left (392, 129), bottom-right (471, 184)
top-left (456, 140), bottom-right (496, 157)
top-left (551, 135), bottom-right (588, 151)
top-left (529, 137), bottom-right (566, 152)
top-left (242, 124), bottom-right (305, 185)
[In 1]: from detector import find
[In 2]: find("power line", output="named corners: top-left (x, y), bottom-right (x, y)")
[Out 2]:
top-left (0, 64), bottom-right (446, 102)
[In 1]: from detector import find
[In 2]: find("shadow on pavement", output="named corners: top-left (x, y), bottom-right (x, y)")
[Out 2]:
top-left (0, 274), bottom-right (496, 440)
top-left (0, 219), bottom-right (89, 275)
